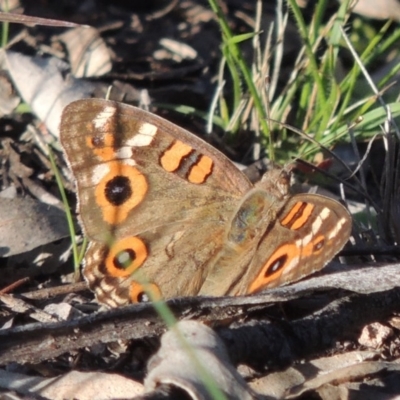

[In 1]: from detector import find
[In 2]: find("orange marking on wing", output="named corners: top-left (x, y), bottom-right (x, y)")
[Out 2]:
top-left (94, 148), bottom-right (116, 161)
top-left (280, 202), bottom-right (303, 226)
top-left (248, 243), bottom-right (299, 293)
top-left (86, 133), bottom-right (115, 161)
top-left (85, 136), bottom-right (92, 149)
top-left (105, 236), bottom-right (148, 277)
top-left (281, 202), bottom-right (314, 230)
top-left (95, 162), bottom-right (148, 224)
top-left (160, 140), bottom-right (192, 172)
top-left (130, 282), bottom-right (162, 303)
top-left (302, 234), bottom-right (325, 256)
top-left (188, 155), bottom-right (213, 184)
top-left (290, 203), bottom-right (314, 230)
top-left (312, 235), bottom-right (325, 253)
top-left (85, 133), bottom-right (114, 148)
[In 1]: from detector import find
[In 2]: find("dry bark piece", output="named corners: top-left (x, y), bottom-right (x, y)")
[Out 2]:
top-left (1, 269), bottom-right (400, 367)
top-left (258, 261), bottom-right (400, 296)
top-left (358, 322), bottom-right (393, 349)
top-left (0, 294), bottom-right (60, 323)
top-left (344, 368), bottom-right (400, 399)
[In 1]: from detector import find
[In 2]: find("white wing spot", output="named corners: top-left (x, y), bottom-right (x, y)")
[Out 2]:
top-left (126, 122), bottom-right (157, 147)
top-left (321, 207), bottom-right (330, 219)
top-left (311, 215), bottom-right (322, 233)
top-left (301, 232), bottom-right (313, 246)
top-left (282, 256), bottom-right (300, 276)
top-left (93, 106), bottom-right (116, 129)
top-left (91, 164), bottom-right (110, 185)
top-left (122, 159), bottom-right (137, 166)
top-left (328, 217), bottom-right (347, 240)
top-left (311, 207), bottom-right (331, 233)
top-left (115, 146), bottom-right (133, 159)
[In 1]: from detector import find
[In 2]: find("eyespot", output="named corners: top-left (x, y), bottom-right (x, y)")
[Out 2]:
top-left (130, 282), bottom-right (162, 303)
top-left (105, 236), bottom-right (148, 277)
top-left (95, 162), bottom-right (148, 224)
top-left (114, 248), bottom-right (136, 269)
top-left (313, 237), bottom-right (325, 252)
top-left (265, 254), bottom-right (288, 276)
top-left (247, 243), bottom-right (298, 293)
top-left (105, 175), bottom-right (132, 206)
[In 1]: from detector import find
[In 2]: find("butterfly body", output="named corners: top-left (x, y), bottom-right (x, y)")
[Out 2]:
top-left (60, 99), bottom-right (351, 307)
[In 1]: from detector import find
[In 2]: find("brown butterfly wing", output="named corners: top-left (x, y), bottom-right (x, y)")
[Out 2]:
top-left (198, 190), bottom-right (351, 297)
top-left (60, 99), bottom-right (252, 241)
top-left (239, 193), bottom-right (352, 294)
top-left (60, 99), bottom-right (253, 305)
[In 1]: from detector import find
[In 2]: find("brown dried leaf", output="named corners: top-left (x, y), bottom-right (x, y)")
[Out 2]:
top-left (0, 369), bottom-right (143, 400)
top-left (0, 11), bottom-right (84, 27)
top-left (288, 361), bottom-right (400, 398)
top-left (145, 320), bottom-right (257, 400)
top-left (58, 27), bottom-right (112, 78)
top-left (5, 51), bottom-right (95, 137)
top-left (250, 350), bottom-right (378, 398)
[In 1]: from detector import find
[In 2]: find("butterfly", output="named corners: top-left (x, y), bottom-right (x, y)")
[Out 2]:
top-left (60, 99), bottom-right (351, 307)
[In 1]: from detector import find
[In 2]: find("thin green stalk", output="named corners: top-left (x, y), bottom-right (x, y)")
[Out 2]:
top-left (311, 0), bottom-right (328, 42)
top-left (286, 0), bottom-right (327, 107)
top-left (48, 146), bottom-right (80, 273)
top-left (1, 0), bottom-right (9, 48)
top-left (207, 0), bottom-right (274, 159)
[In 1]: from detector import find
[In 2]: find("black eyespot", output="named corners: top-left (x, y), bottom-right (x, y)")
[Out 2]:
top-left (314, 238), bottom-right (325, 251)
top-left (114, 248), bottom-right (136, 269)
top-left (137, 292), bottom-right (150, 303)
top-left (91, 135), bottom-right (104, 147)
top-left (105, 175), bottom-right (132, 206)
top-left (265, 254), bottom-right (287, 277)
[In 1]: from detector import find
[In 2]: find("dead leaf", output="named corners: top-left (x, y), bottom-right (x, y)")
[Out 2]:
top-left (250, 350), bottom-right (378, 398)
top-left (4, 51), bottom-right (95, 137)
top-left (0, 196), bottom-right (69, 257)
top-left (58, 27), bottom-right (112, 78)
top-left (288, 361), bottom-right (400, 398)
top-left (0, 11), bottom-right (85, 27)
top-left (145, 320), bottom-right (257, 400)
top-left (0, 369), bottom-right (143, 400)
